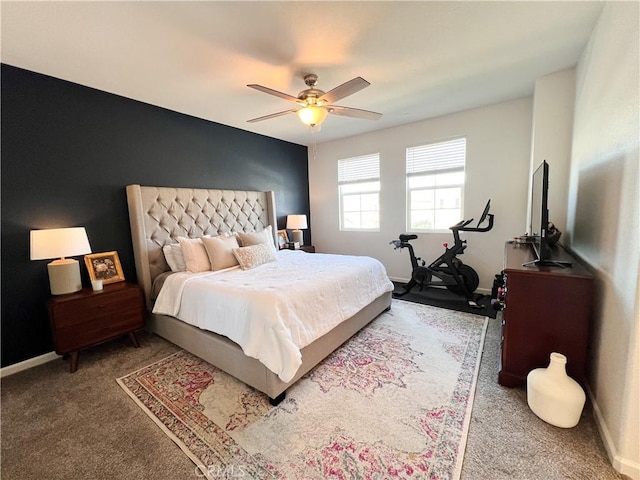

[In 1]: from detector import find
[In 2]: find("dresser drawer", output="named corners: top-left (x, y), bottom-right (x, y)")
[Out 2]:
top-left (54, 307), bottom-right (143, 353)
top-left (51, 288), bottom-right (141, 328)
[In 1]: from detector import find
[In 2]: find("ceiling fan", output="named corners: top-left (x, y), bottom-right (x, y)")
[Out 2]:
top-left (247, 74), bottom-right (382, 128)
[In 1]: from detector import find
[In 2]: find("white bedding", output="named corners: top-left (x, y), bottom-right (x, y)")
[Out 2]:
top-left (153, 249), bottom-right (393, 382)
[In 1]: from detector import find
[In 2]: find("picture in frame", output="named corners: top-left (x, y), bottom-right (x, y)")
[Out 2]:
top-left (277, 230), bottom-right (289, 249)
top-left (84, 251), bottom-right (125, 284)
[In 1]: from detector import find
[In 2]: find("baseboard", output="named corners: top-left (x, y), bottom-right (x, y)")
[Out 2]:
top-left (587, 384), bottom-right (640, 480)
top-left (1, 351), bottom-right (61, 378)
top-left (388, 276), bottom-right (409, 284)
top-left (615, 456), bottom-right (640, 480)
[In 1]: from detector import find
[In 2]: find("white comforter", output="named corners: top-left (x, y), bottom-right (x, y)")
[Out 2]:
top-left (153, 249), bottom-right (393, 383)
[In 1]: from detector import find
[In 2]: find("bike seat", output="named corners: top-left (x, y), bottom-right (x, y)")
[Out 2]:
top-left (399, 234), bottom-right (418, 242)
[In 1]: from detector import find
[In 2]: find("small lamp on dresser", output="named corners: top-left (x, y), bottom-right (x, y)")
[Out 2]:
top-left (30, 227), bottom-right (92, 295)
top-left (286, 214), bottom-right (308, 245)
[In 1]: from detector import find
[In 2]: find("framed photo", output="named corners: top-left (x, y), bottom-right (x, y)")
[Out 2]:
top-left (277, 230), bottom-right (289, 249)
top-left (84, 251), bottom-right (125, 284)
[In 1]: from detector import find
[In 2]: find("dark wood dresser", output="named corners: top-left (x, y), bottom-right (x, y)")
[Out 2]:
top-left (499, 242), bottom-right (594, 387)
top-left (47, 281), bottom-right (144, 372)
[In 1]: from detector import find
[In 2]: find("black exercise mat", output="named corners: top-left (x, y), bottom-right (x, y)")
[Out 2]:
top-left (392, 282), bottom-right (498, 319)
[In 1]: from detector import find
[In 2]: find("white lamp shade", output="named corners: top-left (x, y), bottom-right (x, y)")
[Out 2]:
top-left (30, 227), bottom-right (91, 295)
top-left (30, 227), bottom-right (91, 260)
top-left (286, 215), bottom-right (308, 230)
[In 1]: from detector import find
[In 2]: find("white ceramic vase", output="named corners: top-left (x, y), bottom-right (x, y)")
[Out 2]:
top-left (527, 352), bottom-right (586, 428)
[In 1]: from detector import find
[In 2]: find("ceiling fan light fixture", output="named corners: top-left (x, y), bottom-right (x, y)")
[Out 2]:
top-left (297, 106), bottom-right (328, 127)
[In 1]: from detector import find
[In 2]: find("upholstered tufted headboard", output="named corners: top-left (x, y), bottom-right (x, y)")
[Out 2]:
top-left (126, 184), bottom-right (277, 309)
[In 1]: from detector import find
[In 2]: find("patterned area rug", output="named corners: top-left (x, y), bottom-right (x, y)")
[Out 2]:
top-left (117, 300), bottom-right (487, 479)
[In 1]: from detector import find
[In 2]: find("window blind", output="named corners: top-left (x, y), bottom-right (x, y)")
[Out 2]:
top-left (338, 153), bottom-right (380, 184)
top-left (406, 138), bottom-right (466, 175)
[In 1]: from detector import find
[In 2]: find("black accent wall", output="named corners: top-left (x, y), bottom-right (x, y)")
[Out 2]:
top-left (1, 64), bottom-right (309, 367)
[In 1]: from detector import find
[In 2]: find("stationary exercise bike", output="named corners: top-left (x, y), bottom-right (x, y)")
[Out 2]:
top-left (390, 200), bottom-right (494, 308)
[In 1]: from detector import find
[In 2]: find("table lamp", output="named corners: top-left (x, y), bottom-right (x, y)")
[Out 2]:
top-left (286, 214), bottom-right (307, 245)
top-left (30, 227), bottom-right (92, 295)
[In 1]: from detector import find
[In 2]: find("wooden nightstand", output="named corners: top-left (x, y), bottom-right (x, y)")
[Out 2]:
top-left (47, 281), bottom-right (144, 373)
top-left (300, 245), bottom-right (315, 253)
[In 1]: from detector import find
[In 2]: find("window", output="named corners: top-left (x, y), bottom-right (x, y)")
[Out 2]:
top-left (338, 153), bottom-right (380, 231)
top-left (406, 137), bottom-right (465, 231)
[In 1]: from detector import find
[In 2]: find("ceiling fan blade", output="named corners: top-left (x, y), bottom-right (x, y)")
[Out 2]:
top-left (327, 105), bottom-right (382, 120)
top-left (318, 77), bottom-right (370, 104)
top-left (247, 109), bottom-right (299, 123)
top-left (247, 84), bottom-right (304, 104)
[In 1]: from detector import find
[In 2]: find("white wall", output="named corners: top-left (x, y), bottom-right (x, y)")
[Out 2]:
top-left (568, 2), bottom-right (639, 478)
top-left (528, 68), bottom-right (576, 235)
top-left (309, 97), bottom-right (533, 291)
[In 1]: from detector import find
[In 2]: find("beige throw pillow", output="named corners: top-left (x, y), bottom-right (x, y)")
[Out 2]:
top-left (162, 243), bottom-right (187, 272)
top-left (233, 243), bottom-right (277, 270)
top-left (177, 237), bottom-right (211, 272)
top-left (202, 235), bottom-right (240, 271)
top-left (236, 226), bottom-right (276, 253)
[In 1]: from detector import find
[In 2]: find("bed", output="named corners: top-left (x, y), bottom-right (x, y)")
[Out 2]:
top-left (126, 184), bottom-right (393, 404)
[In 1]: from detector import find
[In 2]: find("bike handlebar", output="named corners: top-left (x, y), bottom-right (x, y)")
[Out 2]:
top-left (451, 199), bottom-right (493, 232)
top-left (455, 213), bottom-right (494, 232)
top-left (391, 200), bottom-right (493, 246)
top-left (452, 218), bottom-right (474, 229)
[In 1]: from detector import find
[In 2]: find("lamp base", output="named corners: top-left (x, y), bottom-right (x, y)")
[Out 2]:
top-left (48, 259), bottom-right (82, 295)
top-left (292, 230), bottom-right (304, 246)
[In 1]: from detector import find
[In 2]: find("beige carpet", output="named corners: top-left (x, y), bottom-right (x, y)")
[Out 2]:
top-left (1, 302), bottom-right (624, 479)
top-left (118, 300), bottom-right (487, 479)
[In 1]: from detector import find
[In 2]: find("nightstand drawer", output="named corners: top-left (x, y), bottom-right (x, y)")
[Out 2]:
top-left (54, 308), bottom-right (143, 353)
top-left (47, 282), bottom-right (144, 372)
top-left (51, 288), bottom-right (141, 328)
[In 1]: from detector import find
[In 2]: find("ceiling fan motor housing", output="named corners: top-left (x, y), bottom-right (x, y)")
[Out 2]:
top-left (298, 74), bottom-right (326, 105)
top-left (298, 88), bottom-right (325, 105)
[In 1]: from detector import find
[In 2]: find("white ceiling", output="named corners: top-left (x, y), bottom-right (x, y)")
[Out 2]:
top-left (1, 1), bottom-right (604, 147)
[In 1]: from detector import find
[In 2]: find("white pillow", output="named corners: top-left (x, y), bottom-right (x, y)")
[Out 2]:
top-left (232, 243), bottom-right (277, 270)
top-left (162, 243), bottom-right (187, 272)
top-left (177, 237), bottom-right (211, 272)
top-left (236, 226), bottom-right (276, 253)
top-left (202, 235), bottom-right (240, 271)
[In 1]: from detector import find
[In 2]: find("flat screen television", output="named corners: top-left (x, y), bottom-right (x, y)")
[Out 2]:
top-left (527, 160), bottom-right (571, 267)
top-left (530, 160), bottom-right (550, 262)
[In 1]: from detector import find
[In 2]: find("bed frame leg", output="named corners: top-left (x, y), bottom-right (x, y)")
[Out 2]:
top-left (269, 391), bottom-right (286, 406)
